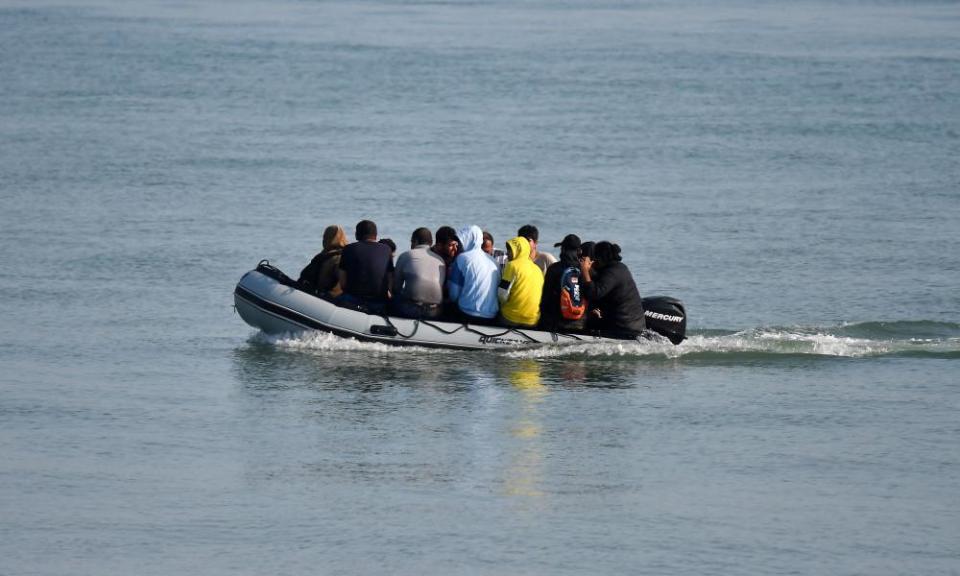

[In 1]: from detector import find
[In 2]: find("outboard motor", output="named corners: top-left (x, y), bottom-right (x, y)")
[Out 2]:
top-left (255, 260), bottom-right (299, 288)
top-left (641, 296), bottom-right (686, 345)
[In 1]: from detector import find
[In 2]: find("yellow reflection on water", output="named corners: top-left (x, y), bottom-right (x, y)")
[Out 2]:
top-left (504, 360), bottom-right (547, 498)
top-left (509, 360), bottom-right (548, 394)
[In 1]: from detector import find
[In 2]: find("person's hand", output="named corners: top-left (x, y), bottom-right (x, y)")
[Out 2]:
top-left (591, 309), bottom-right (602, 318)
top-left (580, 256), bottom-right (592, 270)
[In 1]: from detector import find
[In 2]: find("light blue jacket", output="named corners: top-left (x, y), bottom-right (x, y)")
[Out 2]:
top-left (448, 225), bottom-right (501, 319)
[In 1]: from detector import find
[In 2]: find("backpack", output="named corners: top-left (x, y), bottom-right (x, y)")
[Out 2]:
top-left (559, 266), bottom-right (587, 321)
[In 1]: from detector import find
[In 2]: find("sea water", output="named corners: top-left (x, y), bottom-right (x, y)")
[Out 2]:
top-left (1, 0), bottom-right (958, 574)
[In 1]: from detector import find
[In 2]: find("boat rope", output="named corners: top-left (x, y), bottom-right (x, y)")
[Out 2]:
top-left (419, 320), bottom-right (468, 335)
top-left (381, 315), bottom-right (421, 339)
top-left (421, 320), bottom-right (540, 343)
top-left (382, 315), bottom-right (581, 345)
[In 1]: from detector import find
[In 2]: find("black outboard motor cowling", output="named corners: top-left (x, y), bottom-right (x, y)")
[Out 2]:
top-left (641, 296), bottom-right (686, 345)
top-left (255, 260), bottom-right (299, 288)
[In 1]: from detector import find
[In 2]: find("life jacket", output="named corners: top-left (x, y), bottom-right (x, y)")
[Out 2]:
top-left (559, 266), bottom-right (587, 321)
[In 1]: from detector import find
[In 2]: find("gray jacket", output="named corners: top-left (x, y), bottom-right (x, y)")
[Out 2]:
top-left (394, 244), bottom-right (446, 305)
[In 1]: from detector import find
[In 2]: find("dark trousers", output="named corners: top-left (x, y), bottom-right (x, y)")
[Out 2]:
top-left (335, 293), bottom-right (387, 315)
top-left (391, 299), bottom-right (442, 320)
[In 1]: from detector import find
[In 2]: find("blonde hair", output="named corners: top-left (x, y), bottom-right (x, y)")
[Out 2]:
top-left (323, 225), bottom-right (347, 251)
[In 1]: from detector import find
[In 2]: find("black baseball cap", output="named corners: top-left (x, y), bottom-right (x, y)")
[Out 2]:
top-left (554, 234), bottom-right (582, 249)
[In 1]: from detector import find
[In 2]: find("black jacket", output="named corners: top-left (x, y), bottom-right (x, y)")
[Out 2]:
top-left (539, 262), bottom-right (564, 331)
top-left (582, 262), bottom-right (645, 335)
top-left (298, 249), bottom-right (342, 296)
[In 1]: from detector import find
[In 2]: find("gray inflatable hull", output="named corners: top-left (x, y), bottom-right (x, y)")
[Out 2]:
top-left (234, 269), bottom-right (640, 350)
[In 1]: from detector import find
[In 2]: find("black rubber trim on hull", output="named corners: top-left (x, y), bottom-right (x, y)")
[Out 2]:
top-left (234, 285), bottom-right (480, 350)
top-left (235, 283), bottom-right (638, 350)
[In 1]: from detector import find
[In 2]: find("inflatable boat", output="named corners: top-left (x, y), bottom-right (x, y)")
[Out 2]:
top-left (234, 261), bottom-right (686, 350)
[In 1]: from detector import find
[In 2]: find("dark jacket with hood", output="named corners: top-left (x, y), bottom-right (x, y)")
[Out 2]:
top-left (582, 261), bottom-right (646, 335)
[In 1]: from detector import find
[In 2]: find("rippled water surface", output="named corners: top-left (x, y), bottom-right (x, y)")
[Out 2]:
top-left (1, 0), bottom-right (959, 574)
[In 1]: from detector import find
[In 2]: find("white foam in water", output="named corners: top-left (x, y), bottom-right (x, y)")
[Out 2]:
top-left (253, 331), bottom-right (448, 354)
top-left (254, 328), bottom-right (957, 359)
top-left (750, 329), bottom-right (891, 357)
top-left (506, 329), bottom-right (898, 359)
top-left (505, 336), bottom-right (683, 359)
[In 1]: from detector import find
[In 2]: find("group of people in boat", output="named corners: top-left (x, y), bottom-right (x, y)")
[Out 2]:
top-left (297, 220), bottom-right (646, 336)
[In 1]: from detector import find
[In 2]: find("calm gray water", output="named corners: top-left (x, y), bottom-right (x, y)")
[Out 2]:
top-left (2, 0), bottom-right (959, 574)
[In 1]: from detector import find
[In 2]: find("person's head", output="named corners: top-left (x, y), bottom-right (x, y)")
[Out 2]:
top-left (355, 219), bottom-right (377, 241)
top-left (411, 227), bottom-right (432, 248)
top-left (554, 234), bottom-right (581, 266)
top-left (580, 241), bottom-right (596, 261)
top-left (434, 225), bottom-right (459, 259)
top-left (379, 238), bottom-right (396, 255)
top-left (322, 225), bottom-right (348, 251)
top-left (456, 225), bottom-right (484, 253)
top-left (517, 224), bottom-right (540, 256)
top-left (505, 236), bottom-right (531, 261)
top-left (517, 224), bottom-right (539, 243)
top-left (593, 241), bottom-right (622, 268)
top-left (481, 231), bottom-right (495, 255)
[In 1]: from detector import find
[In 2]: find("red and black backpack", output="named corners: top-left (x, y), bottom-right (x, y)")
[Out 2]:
top-left (559, 266), bottom-right (587, 320)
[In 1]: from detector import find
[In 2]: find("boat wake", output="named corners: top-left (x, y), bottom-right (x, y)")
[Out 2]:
top-left (250, 321), bottom-right (960, 361)
top-left (509, 321), bottom-right (960, 360)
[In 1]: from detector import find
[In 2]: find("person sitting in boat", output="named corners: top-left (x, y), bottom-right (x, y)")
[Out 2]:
top-left (481, 230), bottom-right (508, 272)
top-left (497, 236), bottom-right (544, 328)
top-left (580, 240), bottom-right (595, 261)
top-left (517, 224), bottom-right (558, 275)
top-left (579, 241), bottom-right (646, 337)
top-left (431, 226), bottom-right (460, 269)
top-left (431, 225), bottom-right (460, 310)
top-left (378, 238), bottom-right (397, 263)
top-left (539, 234), bottom-right (588, 333)
top-left (447, 225), bottom-right (500, 324)
top-left (579, 240), bottom-right (598, 317)
top-left (336, 219), bottom-right (394, 315)
top-left (297, 224), bottom-right (347, 298)
top-left (392, 227), bottom-right (445, 319)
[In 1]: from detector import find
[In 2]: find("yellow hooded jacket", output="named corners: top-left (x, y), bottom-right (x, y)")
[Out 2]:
top-left (498, 237), bottom-right (545, 326)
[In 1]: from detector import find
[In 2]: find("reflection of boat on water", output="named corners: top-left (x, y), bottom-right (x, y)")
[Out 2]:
top-left (235, 261), bottom-right (686, 351)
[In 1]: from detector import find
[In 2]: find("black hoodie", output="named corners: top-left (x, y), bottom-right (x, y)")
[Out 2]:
top-left (582, 261), bottom-right (646, 335)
